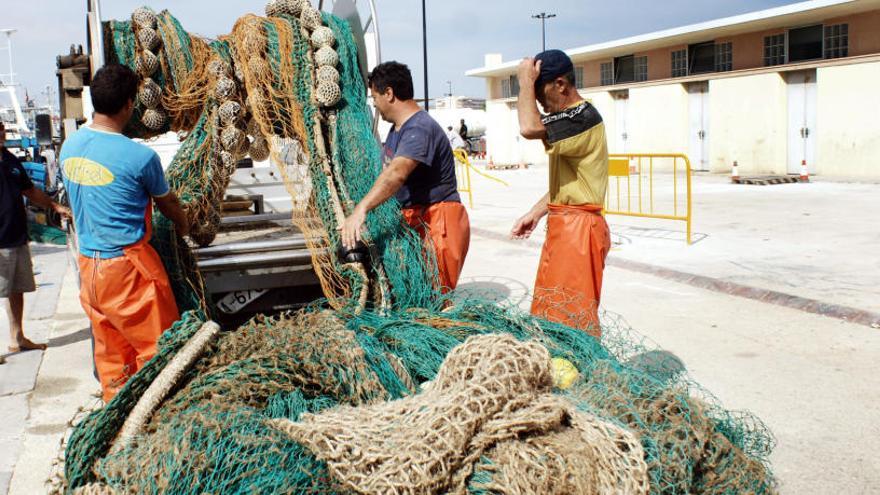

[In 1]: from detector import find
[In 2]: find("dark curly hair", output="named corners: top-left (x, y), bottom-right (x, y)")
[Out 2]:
top-left (90, 64), bottom-right (139, 115)
top-left (367, 61), bottom-right (414, 101)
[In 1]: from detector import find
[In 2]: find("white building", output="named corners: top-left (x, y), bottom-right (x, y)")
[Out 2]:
top-left (467, 0), bottom-right (880, 178)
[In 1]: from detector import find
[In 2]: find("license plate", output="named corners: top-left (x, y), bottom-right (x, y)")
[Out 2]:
top-left (216, 289), bottom-right (268, 314)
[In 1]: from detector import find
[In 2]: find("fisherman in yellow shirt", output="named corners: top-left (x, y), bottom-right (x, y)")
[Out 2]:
top-left (511, 49), bottom-right (611, 337)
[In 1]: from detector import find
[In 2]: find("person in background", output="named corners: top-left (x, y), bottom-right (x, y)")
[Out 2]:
top-left (341, 61), bottom-right (470, 293)
top-left (511, 49), bottom-right (610, 337)
top-left (60, 64), bottom-right (189, 400)
top-left (458, 119), bottom-right (469, 153)
top-left (447, 125), bottom-right (466, 150)
top-left (0, 120), bottom-right (71, 363)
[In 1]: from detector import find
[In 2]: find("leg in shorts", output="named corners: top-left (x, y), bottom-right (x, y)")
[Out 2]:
top-left (0, 244), bottom-right (37, 298)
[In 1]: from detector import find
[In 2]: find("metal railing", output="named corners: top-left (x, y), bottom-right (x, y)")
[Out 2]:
top-left (605, 153), bottom-right (693, 244)
top-left (453, 149), bottom-right (509, 208)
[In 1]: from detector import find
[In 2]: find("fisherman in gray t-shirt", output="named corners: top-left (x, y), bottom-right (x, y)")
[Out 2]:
top-left (341, 61), bottom-right (470, 293)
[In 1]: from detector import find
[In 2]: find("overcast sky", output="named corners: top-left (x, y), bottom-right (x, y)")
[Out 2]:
top-left (2, 0), bottom-right (798, 107)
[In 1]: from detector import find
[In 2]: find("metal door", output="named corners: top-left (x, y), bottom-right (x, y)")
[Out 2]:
top-left (613, 91), bottom-right (629, 153)
top-left (786, 70), bottom-right (817, 174)
top-left (687, 82), bottom-right (710, 171)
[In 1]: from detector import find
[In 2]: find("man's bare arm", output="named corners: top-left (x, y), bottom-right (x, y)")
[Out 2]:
top-left (516, 58), bottom-right (547, 140)
top-left (341, 156), bottom-right (418, 249)
top-left (511, 192), bottom-right (550, 239)
top-left (153, 192), bottom-right (190, 237)
top-left (21, 187), bottom-right (71, 219)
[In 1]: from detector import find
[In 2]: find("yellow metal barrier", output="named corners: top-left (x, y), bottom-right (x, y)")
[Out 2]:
top-left (605, 153), bottom-right (693, 244)
top-left (453, 149), bottom-right (509, 208)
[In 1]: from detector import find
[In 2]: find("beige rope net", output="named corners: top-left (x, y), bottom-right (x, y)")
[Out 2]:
top-left (272, 334), bottom-right (651, 495)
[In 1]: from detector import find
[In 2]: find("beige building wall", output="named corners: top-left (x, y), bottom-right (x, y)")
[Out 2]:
top-left (627, 85), bottom-right (689, 158)
top-left (708, 73), bottom-right (788, 174)
top-left (583, 60), bottom-right (604, 88)
top-left (581, 90), bottom-right (616, 133)
top-left (483, 101), bottom-right (547, 165)
top-left (729, 28), bottom-right (781, 70)
top-left (642, 47), bottom-right (673, 81)
top-left (827, 11), bottom-right (880, 56)
top-left (484, 101), bottom-right (517, 164)
top-left (816, 61), bottom-right (880, 177)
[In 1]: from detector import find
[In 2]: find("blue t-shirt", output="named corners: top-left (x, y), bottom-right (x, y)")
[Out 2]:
top-left (384, 111), bottom-right (461, 207)
top-left (60, 127), bottom-right (170, 258)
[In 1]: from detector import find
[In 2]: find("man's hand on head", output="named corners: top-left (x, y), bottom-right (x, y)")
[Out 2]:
top-left (517, 58), bottom-right (542, 86)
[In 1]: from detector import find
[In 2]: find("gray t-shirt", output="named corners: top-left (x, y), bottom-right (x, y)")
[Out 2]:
top-left (384, 111), bottom-right (461, 207)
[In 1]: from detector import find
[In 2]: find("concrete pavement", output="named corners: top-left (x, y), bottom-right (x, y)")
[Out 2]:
top-left (463, 163), bottom-right (880, 319)
top-left (7, 275), bottom-right (98, 495)
top-left (0, 244), bottom-right (71, 495)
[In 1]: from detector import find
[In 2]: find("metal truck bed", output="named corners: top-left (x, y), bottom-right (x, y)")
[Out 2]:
top-left (195, 215), bottom-right (325, 326)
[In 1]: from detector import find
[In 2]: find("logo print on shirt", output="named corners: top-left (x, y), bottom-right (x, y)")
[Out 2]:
top-left (383, 144), bottom-right (394, 168)
top-left (63, 157), bottom-right (115, 186)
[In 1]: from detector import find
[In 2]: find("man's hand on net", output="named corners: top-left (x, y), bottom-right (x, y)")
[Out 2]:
top-left (177, 220), bottom-right (191, 238)
top-left (341, 208), bottom-right (367, 250)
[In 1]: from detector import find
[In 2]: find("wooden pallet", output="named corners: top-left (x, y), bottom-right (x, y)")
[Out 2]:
top-left (486, 163), bottom-right (529, 171)
top-left (733, 175), bottom-right (802, 185)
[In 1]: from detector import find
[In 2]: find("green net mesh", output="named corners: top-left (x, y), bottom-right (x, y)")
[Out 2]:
top-left (65, 304), bottom-right (776, 494)
top-left (63, 6), bottom-right (777, 495)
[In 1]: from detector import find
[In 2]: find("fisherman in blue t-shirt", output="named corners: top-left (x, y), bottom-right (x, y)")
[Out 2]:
top-left (340, 61), bottom-right (470, 293)
top-left (60, 64), bottom-right (189, 401)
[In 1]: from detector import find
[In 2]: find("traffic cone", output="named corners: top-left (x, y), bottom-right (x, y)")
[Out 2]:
top-left (487, 155), bottom-right (495, 170)
top-left (731, 160), bottom-right (740, 183)
top-left (799, 160), bottom-right (809, 182)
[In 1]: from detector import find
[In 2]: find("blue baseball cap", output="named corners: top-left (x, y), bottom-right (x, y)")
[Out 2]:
top-left (535, 49), bottom-right (574, 85)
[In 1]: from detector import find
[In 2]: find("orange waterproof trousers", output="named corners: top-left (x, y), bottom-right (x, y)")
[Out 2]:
top-left (78, 236), bottom-right (179, 402)
top-left (402, 201), bottom-right (471, 293)
top-left (530, 204), bottom-right (611, 337)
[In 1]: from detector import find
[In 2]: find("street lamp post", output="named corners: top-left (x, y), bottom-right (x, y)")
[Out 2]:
top-left (421, 0), bottom-right (429, 112)
top-left (445, 80), bottom-right (453, 108)
top-left (0, 29), bottom-right (18, 86)
top-left (531, 12), bottom-right (556, 52)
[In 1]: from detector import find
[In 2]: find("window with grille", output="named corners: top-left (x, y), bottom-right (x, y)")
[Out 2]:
top-left (501, 78), bottom-right (510, 98)
top-left (600, 62), bottom-right (613, 86)
top-left (764, 34), bottom-right (786, 66)
top-left (671, 49), bottom-right (687, 77)
top-left (715, 42), bottom-right (733, 72)
top-left (575, 66), bottom-right (584, 88)
top-left (634, 56), bottom-right (648, 82)
top-left (824, 24), bottom-right (848, 59)
top-left (509, 75), bottom-right (519, 97)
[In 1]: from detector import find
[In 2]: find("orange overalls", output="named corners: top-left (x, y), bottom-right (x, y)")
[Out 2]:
top-left (77, 209), bottom-right (179, 401)
top-left (402, 201), bottom-right (470, 293)
top-left (530, 204), bottom-right (610, 337)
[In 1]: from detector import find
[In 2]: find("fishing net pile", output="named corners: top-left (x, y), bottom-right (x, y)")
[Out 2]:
top-left (63, 305), bottom-right (776, 494)
top-left (108, 1), bottom-right (433, 315)
top-left (60, 2), bottom-right (777, 494)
